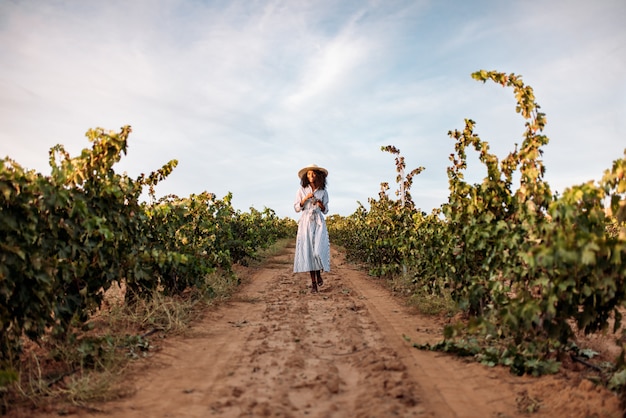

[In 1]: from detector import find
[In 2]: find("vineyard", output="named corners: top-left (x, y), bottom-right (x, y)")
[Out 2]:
top-left (1, 69), bottom-right (625, 414)
top-left (328, 71), bottom-right (626, 388)
top-left (0, 126), bottom-right (296, 410)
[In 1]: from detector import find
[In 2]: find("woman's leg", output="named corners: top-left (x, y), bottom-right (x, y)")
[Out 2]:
top-left (309, 271), bottom-right (318, 293)
top-left (316, 270), bottom-right (323, 287)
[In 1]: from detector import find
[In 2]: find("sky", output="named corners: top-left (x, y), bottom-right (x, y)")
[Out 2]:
top-left (1, 0), bottom-right (625, 219)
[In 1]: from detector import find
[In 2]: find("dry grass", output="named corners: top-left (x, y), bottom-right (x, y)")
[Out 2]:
top-left (2, 240), bottom-right (292, 415)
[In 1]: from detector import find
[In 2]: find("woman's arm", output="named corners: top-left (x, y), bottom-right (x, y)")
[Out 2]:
top-left (294, 188), bottom-right (304, 213)
top-left (319, 190), bottom-right (329, 214)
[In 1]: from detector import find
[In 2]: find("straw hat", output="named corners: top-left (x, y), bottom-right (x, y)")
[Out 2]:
top-left (298, 164), bottom-right (328, 179)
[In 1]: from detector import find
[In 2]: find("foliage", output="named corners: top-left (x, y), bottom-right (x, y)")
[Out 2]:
top-left (0, 126), bottom-right (296, 390)
top-left (329, 70), bottom-right (626, 377)
top-left (328, 147), bottom-right (426, 277)
top-left (1, 126), bottom-right (153, 374)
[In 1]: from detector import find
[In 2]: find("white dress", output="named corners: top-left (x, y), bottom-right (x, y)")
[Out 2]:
top-left (293, 186), bottom-right (331, 273)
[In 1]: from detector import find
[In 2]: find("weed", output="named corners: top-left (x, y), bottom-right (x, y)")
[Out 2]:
top-left (2, 242), bottom-right (290, 414)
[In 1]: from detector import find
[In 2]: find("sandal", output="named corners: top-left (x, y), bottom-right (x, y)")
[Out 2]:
top-left (311, 281), bottom-right (318, 293)
top-left (317, 276), bottom-right (324, 287)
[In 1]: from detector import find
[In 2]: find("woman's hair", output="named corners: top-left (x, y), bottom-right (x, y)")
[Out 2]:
top-left (300, 170), bottom-right (327, 189)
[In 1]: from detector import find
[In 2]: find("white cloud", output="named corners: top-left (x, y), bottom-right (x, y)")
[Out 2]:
top-left (0, 0), bottom-right (624, 218)
top-left (284, 12), bottom-right (372, 108)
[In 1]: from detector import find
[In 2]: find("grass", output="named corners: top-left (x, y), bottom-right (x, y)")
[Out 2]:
top-left (13, 333), bottom-right (135, 412)
top-left (387, 273), bottom-right (458, 317)
top-left (2, 239), bottom-right (292, 415)
top-left (244, 237), bottom-right (293, 268)
top-left (406, 287), bottom-right (457, 317)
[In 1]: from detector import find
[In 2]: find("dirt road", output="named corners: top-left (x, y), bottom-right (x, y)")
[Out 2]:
top-left (36, 242), bottom-right (623, 417)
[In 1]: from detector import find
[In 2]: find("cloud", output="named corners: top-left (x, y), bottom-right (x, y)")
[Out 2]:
top-left (0, 0), bottom-right (624, 219)
top-left (284, 12), bottom-right (371, 108)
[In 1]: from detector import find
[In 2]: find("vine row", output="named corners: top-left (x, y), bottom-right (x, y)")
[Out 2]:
top-left (0, 126), bottom-right (296, 383)
top-left (328, 71), bottom-right (626, 381)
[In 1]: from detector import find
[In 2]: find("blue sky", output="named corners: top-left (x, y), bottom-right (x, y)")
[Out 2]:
top-left (1, 0), bottom-right (625, 219)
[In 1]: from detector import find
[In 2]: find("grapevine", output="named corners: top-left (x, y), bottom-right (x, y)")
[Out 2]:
top-left (0, 126), bottom-right (296, 388)
top-left (329, 71), bottom-right (626, 378)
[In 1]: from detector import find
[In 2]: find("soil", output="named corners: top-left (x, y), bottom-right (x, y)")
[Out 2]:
top-left (13, 242), bottom-right (625, 417)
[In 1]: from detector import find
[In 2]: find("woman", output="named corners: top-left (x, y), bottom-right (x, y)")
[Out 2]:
top-left (293, 164), bottom-right (330, 293)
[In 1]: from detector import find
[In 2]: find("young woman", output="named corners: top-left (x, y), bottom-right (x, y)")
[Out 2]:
top-left (293, 164), bottom-right (330, 293)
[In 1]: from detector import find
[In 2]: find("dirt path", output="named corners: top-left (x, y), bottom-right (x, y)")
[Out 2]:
top-left (35, 243), bottom-right (622, 417)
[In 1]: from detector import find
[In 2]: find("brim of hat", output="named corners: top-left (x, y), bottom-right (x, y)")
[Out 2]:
top-left (298, 166), bottom-right (328, 178)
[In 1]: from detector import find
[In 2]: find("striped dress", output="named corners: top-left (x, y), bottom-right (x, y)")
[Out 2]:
top-left (293, 185), bottom-right (331, 273)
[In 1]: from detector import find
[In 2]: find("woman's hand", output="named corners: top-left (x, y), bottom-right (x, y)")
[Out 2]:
top-left (302, 193), bottom-right (324, 211)
top-left (313, 197), bottom-right (324, 211)
top-left (301, 192), bottom-right (314, 207)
